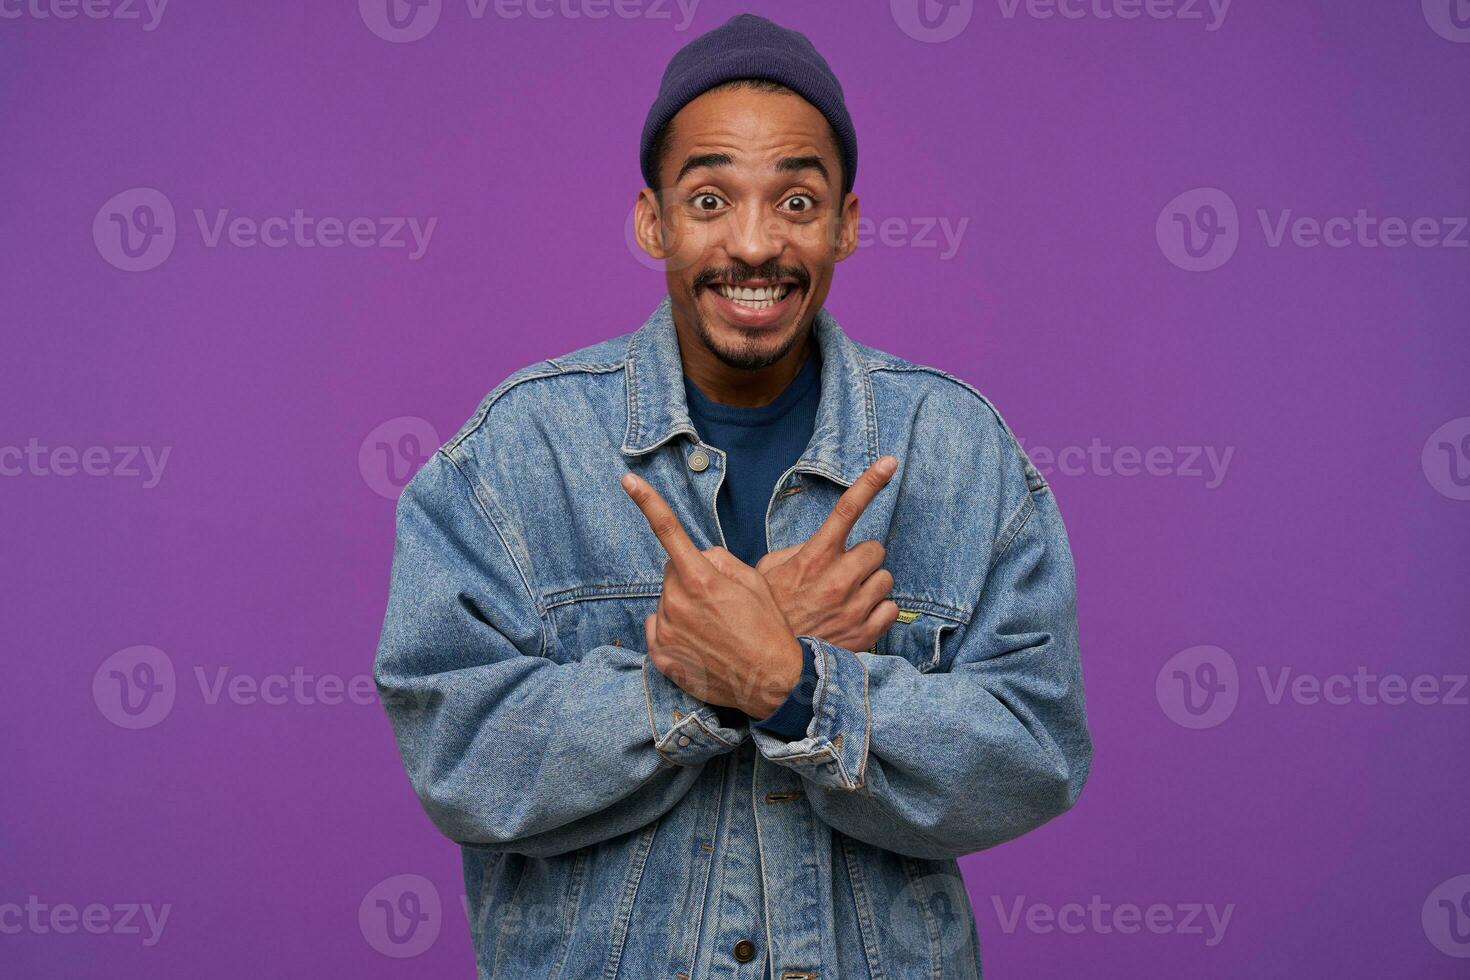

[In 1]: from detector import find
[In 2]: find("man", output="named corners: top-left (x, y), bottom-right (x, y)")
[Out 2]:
top-left (374, 13), bottom-right (1091, 979)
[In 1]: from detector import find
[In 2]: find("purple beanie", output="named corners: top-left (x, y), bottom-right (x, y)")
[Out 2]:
top-left (639, 13), bottom-right (857, 197)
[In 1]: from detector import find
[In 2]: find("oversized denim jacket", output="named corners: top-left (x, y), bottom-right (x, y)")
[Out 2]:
top-left (373, 294), bottom-right (1093, 979)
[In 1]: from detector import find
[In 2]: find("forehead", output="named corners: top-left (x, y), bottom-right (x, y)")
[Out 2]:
top-left (666, 86), bottom-right (835, 170)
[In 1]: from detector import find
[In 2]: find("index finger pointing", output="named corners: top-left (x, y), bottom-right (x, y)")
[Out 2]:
top-left (621, 472), bottom-right (708, 572)
top-left (808, 455), bottom-right (898, 553)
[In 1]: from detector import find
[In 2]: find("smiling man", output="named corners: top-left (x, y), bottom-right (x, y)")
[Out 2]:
top-left (374, 13), bottom-right (1092, 980)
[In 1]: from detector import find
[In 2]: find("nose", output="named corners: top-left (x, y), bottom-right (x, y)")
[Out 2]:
top-left (720, 201), bottom-right (786, 271)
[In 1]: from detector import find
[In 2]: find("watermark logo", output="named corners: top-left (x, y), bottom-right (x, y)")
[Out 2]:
top-left (1016, 438), bottom-right (1234, 489)
top-left (891, 0), bottom-right (974, 43)
top-left (1157, 187), bottom-right (1239, 272)
top-left (1424, 875), bottom-right (1470, 957)
top-left (995, 0), bottom-right (1231, 30)
top-left (0, 897), bottom-right (172, 946)
top-left (94, 188), bottom-right (438, 271)
top-left (359, 0), bottom-right (442, 42)
top-left (0, 0), bottom-right (170, 30)
top-left (360, 874), bottom-right (442, 958)
top-left (1156, 645), bottom-right (1238, 729)
top-left (1423, 0), bottom-right (1470, 43)
top-left (93, 645), bottom-right (177, 730)
top-left (888, 871), bottom-right (977, 958)
top-left (360, 416), bottom-right (439, 500)
top-left (94, 188), bottom-right (176, 272)
top-left (0, 440), bottom-right (172, 487)
top-left (1422, 417), bottom-right (1470, 500)
top-left (361, 0), bottom-right (700, 40)
top-left (991, 895), bottom-right (1234, 947)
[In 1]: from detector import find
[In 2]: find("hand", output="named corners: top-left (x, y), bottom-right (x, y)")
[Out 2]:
top-left (755, 455), bottom-right (902, 652)
top-left (621, 471), bottom-right (804, 718)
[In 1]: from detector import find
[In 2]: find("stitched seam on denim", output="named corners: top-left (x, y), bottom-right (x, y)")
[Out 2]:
top-left (989, 489), bottom-right (1039, 573)
top-left (490, 853), bottom-right (530, 979)
top-left (899, 857), bottom-right (944, 980)
top-left (446, 362), bottom-right (565, 454)
top-left (442, 451), bottom-right (550, 654)
top-left (887, 596), bottom-right (968, 625)
top-left (869, 362), bottom-right (1048, 492)
top-left (599, 821), bottom-right (659, 980)
top-left (547, 848), bottom-right (590, 980)
top-left (544, 583), bottom-right (664, 608)
top-left (839, 834), bottom-right (889, 980)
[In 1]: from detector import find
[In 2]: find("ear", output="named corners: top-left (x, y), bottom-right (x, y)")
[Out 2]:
top-left (633, 188), bottom-right (671, 260)
top-left (834, 190), bottom-right (860, 263)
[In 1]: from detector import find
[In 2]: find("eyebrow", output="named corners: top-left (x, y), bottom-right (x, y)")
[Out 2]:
top-left (675, 152), bottom-right (830, 186)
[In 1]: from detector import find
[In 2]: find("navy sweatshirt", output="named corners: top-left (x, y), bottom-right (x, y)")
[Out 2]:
top-left (683, 349), bottom-right (822, 740)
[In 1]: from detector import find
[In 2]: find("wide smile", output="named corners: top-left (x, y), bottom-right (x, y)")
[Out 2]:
top-left (704, 281), bottom-right (800, 328)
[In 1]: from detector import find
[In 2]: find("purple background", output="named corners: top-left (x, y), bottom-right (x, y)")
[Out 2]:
top-left (4, 1), bottom-right (1469, 976)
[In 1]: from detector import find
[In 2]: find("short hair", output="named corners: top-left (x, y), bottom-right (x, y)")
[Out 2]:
top-left (646, 77), bottom-right (844, 199)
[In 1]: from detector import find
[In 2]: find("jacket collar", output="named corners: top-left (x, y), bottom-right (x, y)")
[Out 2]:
top-left (621, 293), bottom-right (878, 488)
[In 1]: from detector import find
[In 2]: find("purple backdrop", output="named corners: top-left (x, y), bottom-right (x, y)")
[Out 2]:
top-left (3, 1), bottom-right (1468, 976)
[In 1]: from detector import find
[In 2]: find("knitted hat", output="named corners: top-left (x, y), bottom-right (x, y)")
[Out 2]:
top-left (639, 13), bottom-right (857, 197)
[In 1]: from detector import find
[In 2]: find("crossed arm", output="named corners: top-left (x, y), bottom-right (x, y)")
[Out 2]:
top-left (375, 448), bottom-right (1089, 860)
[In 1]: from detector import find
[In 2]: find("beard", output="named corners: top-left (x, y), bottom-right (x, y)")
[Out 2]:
top-left (688, 284), bottom-right (809, 371)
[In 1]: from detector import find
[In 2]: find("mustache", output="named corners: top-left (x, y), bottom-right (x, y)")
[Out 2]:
top-left (693, 266), bottom-right (808, 291)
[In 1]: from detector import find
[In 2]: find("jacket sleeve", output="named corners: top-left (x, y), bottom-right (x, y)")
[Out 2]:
top-left (748, 479), bottom-right (1093, 861)
top-left (373, 448), bottom-right (747, 858)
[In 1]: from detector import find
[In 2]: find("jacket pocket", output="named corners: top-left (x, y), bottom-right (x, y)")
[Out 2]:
top-left (544, 587), bottom-right (661, 663)
top-left (874, 608), bottom-right (959, 673)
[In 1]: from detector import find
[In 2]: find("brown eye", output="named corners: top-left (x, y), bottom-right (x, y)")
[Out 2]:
top-left (783, 194), bottom-right (816, 213)
top-left (693, 193), bottom-right (723, 211)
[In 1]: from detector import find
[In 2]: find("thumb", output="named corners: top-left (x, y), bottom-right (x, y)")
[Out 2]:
top-left (644, 612), bottom-right (658, 650)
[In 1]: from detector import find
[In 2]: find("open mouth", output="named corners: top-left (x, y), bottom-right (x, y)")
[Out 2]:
top-left (712, 282), bottom-right (795, 311)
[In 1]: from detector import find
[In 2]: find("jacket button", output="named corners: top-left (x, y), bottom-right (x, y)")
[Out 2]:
top-left (687, 449), bottom-right (710, 472)
top-left (733, 939), bottom-right (756, 962)
top-left (677, 735), bottom-right (691, 747)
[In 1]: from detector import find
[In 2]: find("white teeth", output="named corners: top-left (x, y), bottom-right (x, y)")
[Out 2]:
top-left (717, 283), bottom-right (791, 308)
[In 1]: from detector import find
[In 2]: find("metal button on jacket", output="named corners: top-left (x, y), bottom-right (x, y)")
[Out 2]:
top-left (687, 448), bottom-right (710, 471)
top-left (733, 939), bottom-right (756, 962)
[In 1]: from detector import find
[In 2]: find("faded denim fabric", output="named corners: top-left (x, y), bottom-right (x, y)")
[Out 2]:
top-left (373, 294), bottom-right (1093, 979)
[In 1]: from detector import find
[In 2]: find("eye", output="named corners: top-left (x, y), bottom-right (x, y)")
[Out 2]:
top-left (781, 193), bottom-right (818, 213)
top-left (690, 192), bottom-right (726, 211)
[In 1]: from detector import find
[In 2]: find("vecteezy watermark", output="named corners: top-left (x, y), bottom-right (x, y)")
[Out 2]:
top-left (887, 871), bottom-right (978, 958)
top-left (1422, 417), bottom-right (1470, 501)
top-left (93, 188), bottom-right (438, 272)
top-left (994, 0), bottom-right (1231, 30)
top-left (1158, 188), bottom-right (1470, 271)
top-left (360, 874), bottom-right (442, 958)
top-left (1016, 437), bottom-right (1235, 489)
top-left (1157, 646), bottom-right (1469, 729)
top-left (0, 0), bottom-right (169, 30)
top-left (891, 0), bottom-right (1230, 42)
top-left (0, 897), bottom-right (171, 947)
top-left (1423, 875), bottom-right (1470, 958)
top-left (1156, 645), bottom-right (1239, 729)
top-left (890, 0), bottom-right (975, 44)
top-left (360, 416), bottom-right (439, 500)
top-left (93, 645), bottom-right (177, 730)
top-left (0, 439), bottom-right (171, 487)
top-left (623, 203), bottom-right (968, 270)
top-left (856, 216), bottom-right (969, 259)
top-left (1423, 0), bottom-right (1470, 43)
top-left (92, 646), bottom-right (403, 730)
top-left (990, 896), bottom-right (1234, 947)
top-left (358, 0), bottom-right (701, 42)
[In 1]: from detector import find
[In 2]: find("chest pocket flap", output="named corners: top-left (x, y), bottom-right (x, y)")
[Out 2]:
top-left (872, 608), bottom-right (961, 673)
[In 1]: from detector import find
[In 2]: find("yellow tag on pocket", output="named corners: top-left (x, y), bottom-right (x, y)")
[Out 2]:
top-left (896, 609), bottom-right (921, 624)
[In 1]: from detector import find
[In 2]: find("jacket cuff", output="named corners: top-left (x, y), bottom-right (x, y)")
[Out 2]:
top-left (642, 656), bottom-right (747, 766)
top-left (748, 635), bottom-right (870, 792)
top-left (751, 637), bottom-right (818, 741)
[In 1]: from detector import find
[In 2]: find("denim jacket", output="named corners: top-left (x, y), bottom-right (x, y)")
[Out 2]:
top-left (373, 294), bottom-right (1092, 979)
